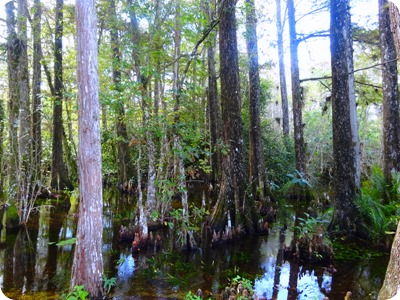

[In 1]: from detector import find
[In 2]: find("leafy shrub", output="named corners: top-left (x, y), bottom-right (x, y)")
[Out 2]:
top-left (356, 166), bottom-right (400, 243)
top-left (64, 285), bottom-right (89, 300)
top-left (261, 120), bottom-right (295, 188)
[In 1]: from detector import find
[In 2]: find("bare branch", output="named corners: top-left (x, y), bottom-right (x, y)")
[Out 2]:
top-left (297, 30), bottom-right (329, 43)
top-left (296, 3), bottom-right (329, 23)
top-left (354, 80), bottom-right (382, 90)
top-left (300, 75), bottom-right (331, 83)
top-left (350, 59), bottom-right (397, 73)
top-left (300, 59), bottom-right (397, 83)
top-left (179, 18), bottom-right (220, 88)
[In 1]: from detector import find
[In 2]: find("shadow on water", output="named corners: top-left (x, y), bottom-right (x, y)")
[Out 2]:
top-left (0, 189), bottom-right (389, 299)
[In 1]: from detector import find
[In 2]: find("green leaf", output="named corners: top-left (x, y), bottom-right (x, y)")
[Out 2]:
top-left (55, 237), bottom-right (76, 246)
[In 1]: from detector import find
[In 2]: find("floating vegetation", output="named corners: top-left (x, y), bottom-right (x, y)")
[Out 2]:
top-left (332, 240), bottom-right (387, 261)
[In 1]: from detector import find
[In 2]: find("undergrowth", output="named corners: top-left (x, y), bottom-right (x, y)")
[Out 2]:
top-left (356, 166), bottom-right (400, 243)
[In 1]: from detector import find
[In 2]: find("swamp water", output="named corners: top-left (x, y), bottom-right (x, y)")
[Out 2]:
top-left (0, 189), bottom-right (389, 299)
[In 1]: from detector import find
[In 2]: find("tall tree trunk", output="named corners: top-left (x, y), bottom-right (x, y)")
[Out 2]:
top-left (379, 0), bottom-right (400, 185)
top-left (32, 0), bottom-right (42, 188)
top-left (136, 146), bottom-right (148, 239)
top-left (172, 0), bottom-right (196, 250)
top-left (51, 0), bottom-right (73, 191)
top-left (245, 0), bottom-right (266, 202)
top-left (275, 0), bottom-right (289, 137)
top-left (328, 0), bottom-right (361, 235)
top-left (0, 102), bottom-right (4, 195)
top-left (6, 1), bottom-right (19, 199)
top-left (17, 0), bottom-right (31, 223)
top-left (71, 0), bottom-right (104, 296)
top-left (128, 1), bottom-right (157, 217)
top-left (378, 221), bottom-right (400, 300)
top-left (389, 2), bottom-right (400, 58)
top-left (204, 0), bottom-right (221, 186)
top-left (110, 0), bottom-right (133, 190)
top-left (210, 0), bottom-right (257, 233)
top-left (287, 0), bottom-right (306, 174)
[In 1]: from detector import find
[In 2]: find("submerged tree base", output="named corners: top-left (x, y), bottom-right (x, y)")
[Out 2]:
top-left (284, 233), bottom-right (334, 264)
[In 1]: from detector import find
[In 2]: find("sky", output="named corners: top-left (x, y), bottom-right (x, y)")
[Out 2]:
top-left (0, 0), bottom-right (380, 80)
top-left (253, 0), bottom-right (379, 79)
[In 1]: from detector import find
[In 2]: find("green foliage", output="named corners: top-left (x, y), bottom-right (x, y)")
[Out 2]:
top-left (49, 237), bottom-right (76, 247)
top-left (184, 291), bottom-right (203, 300)
top-left (167, 204), bottom-right (208, 240)
top-left (102, 275), bottom-right (117, 293)
top-left (64, 285), bottom-right (89, 300)
top-left (261, 120), bottom-right (295, 187)
top-left (280, 170), bottom-right (313, 200)
top-left (333, 240), bottom-right (385, 261)
top-left (356, 166), bottom-right (400, 243)
top-left (230, 275), bottom-right (253, 293)
top-left (295, 212), bottom-right (327, 238)
top-left (223, 275), bottom-right (256, 299)
top-left (287, 170), bottom-right (311, 188)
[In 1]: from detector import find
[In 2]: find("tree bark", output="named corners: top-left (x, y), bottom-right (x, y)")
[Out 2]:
top-left (329, 0), bottom-right (361, 235)
top-left (204, 0), bottom-right (221, 185)
top-left (6, 1), bottom-right (20, 200)
top-left (51, 0), bottom-right (73, 191)
top-left (379, 0), bottom-right (400, 185)
top-left (245, 0), bottom-right (266, 202)
top-left (389, 2), bottom-right (400, 59)
top-left (71, 0), bottom-right (104, 297)
top-left (0, 102), bottom-right (4, 194)
top-left (32, 0), bottom-right (42, 187)
top-left (275, 0), bottom-right (290, 137)
top-left (287, 0), bottom-right (306, 174)
top-left (210, 0), bottom-right (257, 233)
top-left (17, 0), bottom-right (31, 223)
top-left (378, 221), bottom-right (400, 300)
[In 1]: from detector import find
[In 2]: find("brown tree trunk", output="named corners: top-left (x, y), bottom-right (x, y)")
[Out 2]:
top-left (378, 221), bottom-right (400, 300)
top-left (71, 0), bottom-right (104, 297)
top-left (288, 0), bottom-right (306, 175)
top-left (245, 0), bottom-right (266, 202)
top-left (51, 0), bottom-right (73, 191)
top-left (6, 1), bottom-right (19, 199)
top-left (32, 0), bottom-right (42, 187)
top-left (0, 102), bottom-right (4, 194)
top-left (328, 0), bottom-right (361, 235)
top-left (389, 2), bottom-right (400, 59)
top-left (210, 0), bottom-right (257, 233)
top-left (204, 0), bottom-right (221, 186)
top-left (379, 0), bottom-right (400, 185)
top-left (275, 0), bottom-right (290, 137)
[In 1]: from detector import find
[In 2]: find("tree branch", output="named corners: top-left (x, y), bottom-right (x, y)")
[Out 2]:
top-left (179, 18), bottom-right (220, 88)
top-left (354, 80), bottom-right (382, 89)
top-left (300, 59), bottom-right (398, 83)
top-left (296, 4), bottom-right (329, 23)
top-left (300, 75), bottom-right (331, 83)
top-left (350, 59), bottom-right (398, 73)
top-left (297, 30), bottom-right (329, 43)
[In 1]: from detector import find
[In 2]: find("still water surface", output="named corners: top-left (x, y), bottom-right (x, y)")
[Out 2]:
top-left (0, 190), bottom-right (388, 299)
